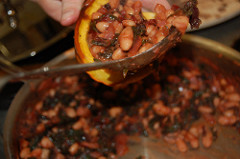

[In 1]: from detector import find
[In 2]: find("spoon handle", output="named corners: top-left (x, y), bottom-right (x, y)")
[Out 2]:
top-left (0, 56), bottom-right (113, 90)
top-left (9, 61), bottom-right (121, 81)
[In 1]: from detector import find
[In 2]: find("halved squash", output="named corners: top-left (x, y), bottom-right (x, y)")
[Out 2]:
top-left (74, 0), bottom-right (201, 86)
top-left (75, 0), bottom-right (121, 86)
top-left (74, 0), bottom-right (158, 86)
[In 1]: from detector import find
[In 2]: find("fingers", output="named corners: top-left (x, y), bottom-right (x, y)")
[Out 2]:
top-left (35, 0), bottom-right (62, 22)
top-left (61, 0), bottom-right (84, 26)
top-left (34, 0), bottom-right (170, 26)
top-left (140, 0), bottom-right (171, 11)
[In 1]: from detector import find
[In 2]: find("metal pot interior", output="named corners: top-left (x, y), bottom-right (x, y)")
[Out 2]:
top-left (3, 34), bottom-right (240, 159)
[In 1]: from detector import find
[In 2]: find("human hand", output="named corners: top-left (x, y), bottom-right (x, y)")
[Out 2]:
top-left (33, 0), bottom-right (170, 26)
top-left (32, 0), bottom-right (85, 26)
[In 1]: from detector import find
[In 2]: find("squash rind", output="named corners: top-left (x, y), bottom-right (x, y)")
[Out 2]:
top-left (75, 0), bottom-right (125, 86)
top-left (75, 0), bottom-right (155, 86)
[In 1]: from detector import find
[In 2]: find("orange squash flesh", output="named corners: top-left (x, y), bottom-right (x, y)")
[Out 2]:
top-left (74, 0), bottom-right (124, 86)
top-left (74, 0), bottom-right (163, 86)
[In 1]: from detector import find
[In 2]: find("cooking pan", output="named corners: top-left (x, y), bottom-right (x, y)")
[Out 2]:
top-left (3, 34), bottom-right (240, 159)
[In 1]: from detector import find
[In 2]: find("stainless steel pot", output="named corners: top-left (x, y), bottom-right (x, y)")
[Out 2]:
top-left (3, 34), bottom-right (240, 159)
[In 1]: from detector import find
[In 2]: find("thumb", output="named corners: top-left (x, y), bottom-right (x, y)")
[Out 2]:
top-left (61, 0), bottom-right (84, 26)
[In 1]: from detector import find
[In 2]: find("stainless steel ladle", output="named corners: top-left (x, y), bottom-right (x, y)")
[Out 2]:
top-left (0, 27), bottom-right (181, 89)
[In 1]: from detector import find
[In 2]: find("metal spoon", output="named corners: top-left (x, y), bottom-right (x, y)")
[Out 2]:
top-left (0, 27), bottom-right (181, 89)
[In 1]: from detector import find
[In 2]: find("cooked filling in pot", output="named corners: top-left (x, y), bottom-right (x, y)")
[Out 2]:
top-left (87, 0), bottom-right (189, 61)
top-left (17, 51), bottom-right (240, 159)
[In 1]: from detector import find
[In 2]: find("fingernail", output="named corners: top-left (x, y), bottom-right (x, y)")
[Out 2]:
top-left (62, 11), bottom-right (74, 24)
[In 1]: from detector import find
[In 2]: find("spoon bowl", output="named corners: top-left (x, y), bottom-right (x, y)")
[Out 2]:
top-left (0, 27), bottom-right (181, 89)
